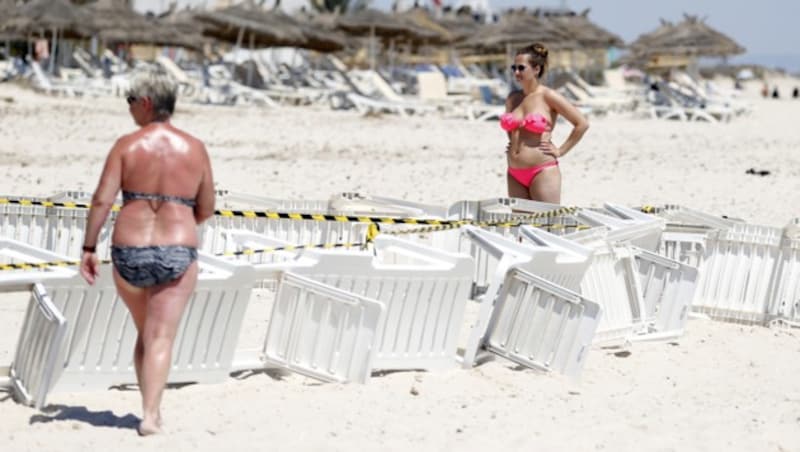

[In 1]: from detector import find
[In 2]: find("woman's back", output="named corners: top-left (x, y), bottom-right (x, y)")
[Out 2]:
top-left (113, 122), bottom-right (210, 247)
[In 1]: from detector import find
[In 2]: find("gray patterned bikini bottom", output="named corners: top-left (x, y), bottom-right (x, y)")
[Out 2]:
top-left (111, 245), bottom-right (198, 288)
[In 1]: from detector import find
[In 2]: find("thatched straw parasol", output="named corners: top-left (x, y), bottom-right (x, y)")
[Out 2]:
top-left (457, 14), bottom-right (579, 54)
top-left (233, 7), bottom-right (347, 53)
top-left (536, 8), bottom-right (624, 49)
top-left (2, 0), bottom-right (90, 39)
top-left (2, 0), bottom-right (91, 72)
top-left (193, 3), bottom-right (308, 49)
top-left (434, 12), bottom-right (482, 44)
top-left (335, 8), bottom-right (439, 44)
top-left (629, 14), bottom-right (745, 58)
top-left (397, 8), bottom-right (455, 45)
top-left (82, 0), bottom-right (204, 50)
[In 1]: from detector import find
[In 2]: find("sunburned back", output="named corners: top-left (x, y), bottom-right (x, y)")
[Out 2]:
top-left (112, 123), bottom-right (206, 247)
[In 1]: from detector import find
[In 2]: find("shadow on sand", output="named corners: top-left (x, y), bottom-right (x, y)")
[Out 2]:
top-left (29, 405), bottom-right (139, 430)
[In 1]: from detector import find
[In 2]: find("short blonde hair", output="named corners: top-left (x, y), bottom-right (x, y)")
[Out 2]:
top-left (126, 67), bottom-right (178, 119)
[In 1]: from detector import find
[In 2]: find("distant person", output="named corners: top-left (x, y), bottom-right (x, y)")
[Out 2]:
top-left (80, 68), bottom-right (215, 436)
top-left (761, 82), bottom-right (769, 98)
top-left (772, 86), bottom-right (780, 99)
top-left (793, 87), bottom-right (799, 99)
top-left (501, 43), bottom-right (589, 204)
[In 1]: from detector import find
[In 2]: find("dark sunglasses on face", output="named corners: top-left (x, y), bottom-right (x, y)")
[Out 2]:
top-left (126, 95), bottom-right (138, 105)
top-left (510, 64), bottom-right (527, 72)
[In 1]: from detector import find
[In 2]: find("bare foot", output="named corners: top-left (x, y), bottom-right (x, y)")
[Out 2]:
top-left (137, 419), bottom-right (162, 436)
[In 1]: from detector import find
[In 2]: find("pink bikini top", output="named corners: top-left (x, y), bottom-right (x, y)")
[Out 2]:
top-left (500, 112), bottom-right (550, 134)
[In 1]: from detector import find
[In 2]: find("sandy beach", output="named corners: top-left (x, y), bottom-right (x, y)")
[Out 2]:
top-left (1, 80), bottom-right (799, 451)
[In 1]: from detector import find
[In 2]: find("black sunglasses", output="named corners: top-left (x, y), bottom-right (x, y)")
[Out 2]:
top-left (126, 95), bottom-right (138, 105)
top-left (510, 64), bottom-right (528, 72)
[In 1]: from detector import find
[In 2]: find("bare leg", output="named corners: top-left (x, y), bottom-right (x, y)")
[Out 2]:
top-left (507, 171), bottom-right (530, 199)
top-left (113, 269), bottom-right (150, 419)
top-left (528, 166), bottom-right (562, 204)
top-left (138, 261), bottom-right (198, 435)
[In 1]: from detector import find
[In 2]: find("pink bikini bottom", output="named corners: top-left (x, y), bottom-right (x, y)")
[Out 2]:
top-left (508, 161), bottom-right (559, 188)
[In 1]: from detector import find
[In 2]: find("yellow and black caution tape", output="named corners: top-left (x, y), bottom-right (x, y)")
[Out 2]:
top-left (380, 206), bottom-right (583, 237)
top-left (0, 197), bottom-right (106, 210)
top-left (0, 259), bottom-right (97, 271)
top-left (1, 197), bottom-right (579, 229)
top-left (0, 241), bottom-right (369, 272)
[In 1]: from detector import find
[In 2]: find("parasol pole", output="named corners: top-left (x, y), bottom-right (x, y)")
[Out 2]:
top-left (232, 25), bottom-right (245, 75)
top-left (388, 38), bottom-right (395, 82)
top-left (369, 24), bottom-right (375, 71)
top-left (247, 31), bottom-right (254, 87)
top-left (48, 26), bottom-right (57, 74)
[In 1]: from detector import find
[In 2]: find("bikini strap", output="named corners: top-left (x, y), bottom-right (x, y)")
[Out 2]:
top-left (122, 190), bottom-right (196, 207)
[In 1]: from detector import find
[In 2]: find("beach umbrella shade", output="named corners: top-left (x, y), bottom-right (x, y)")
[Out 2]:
top-left (219, 6), bottom-right (346, 53)
top-left (457, 14), bottom-right (580, 54)
top-left (434, 12), bottom-right (482, 44)
top-left (334, 8), bottom-right (441, 70)
top-left (2, 0), bottom-right (90, 38)
top-left (193, 5), bottom-right (308, 48)
top-left (335, 8), bottom-right (440, 43)
top-left (2, 0), bottom-right (92, 73)
top-left (538, 9), bottom-right (625, 49)
top-left (81, 0), bottom-right (204, 50)
top-left (628, 14), bottom-right (745, 58)
top-left (397, 7), bottom-right (456, 46)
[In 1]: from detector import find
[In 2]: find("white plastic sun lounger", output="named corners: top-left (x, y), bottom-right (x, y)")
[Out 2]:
top-left (768, 232), bottom-right (800, 324)
top-left (7, 283), bottom-right (67, 410)
top-left (632, 247), bottom-right (698, 340)
top-left (220, 230), bottom-right (474, 372)
top-left (576, 203), bottom-right (665, 251)
top-left (564, 228), bottom-right (647, 344)
top-left (0, 201), bottom-right (115, 260)
top-left (0, 238), bottom-right (79, 287)
top-left (26, 253), bottom-right (256, 395)
top-left (482, 267), bottom-right (601, 377)
top-left (263, 272), bottom-right (385, 383)
top-left (692, 223), bottom-right (783, 324)
top-left (460, 226), bottom-right (598, 372)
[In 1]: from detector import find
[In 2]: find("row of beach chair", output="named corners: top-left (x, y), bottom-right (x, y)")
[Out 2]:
top-left (0, 191), bottom-right (796, 411)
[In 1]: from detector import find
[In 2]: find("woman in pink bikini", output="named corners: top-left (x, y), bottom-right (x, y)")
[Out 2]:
top-left (501, 43), bottom-right (589, 203)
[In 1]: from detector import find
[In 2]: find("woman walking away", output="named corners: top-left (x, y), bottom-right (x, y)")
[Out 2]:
top-left (501, 43), bottom-right (589, 203)
top-left (79, 67), bottom-right (215, 436)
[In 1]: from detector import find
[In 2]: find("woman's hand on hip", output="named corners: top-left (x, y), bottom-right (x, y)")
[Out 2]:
top-left (80, 252), bottom-right (100, 285)
top-left (539, 140), bottom-right (561, 159)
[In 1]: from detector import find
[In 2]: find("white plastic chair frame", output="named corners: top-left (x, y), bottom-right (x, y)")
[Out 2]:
top-left (263, 272), bottom-right (384, 383)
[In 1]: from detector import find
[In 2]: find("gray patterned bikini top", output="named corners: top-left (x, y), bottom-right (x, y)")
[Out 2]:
top-left (122, 190), bottom-right (196, 207)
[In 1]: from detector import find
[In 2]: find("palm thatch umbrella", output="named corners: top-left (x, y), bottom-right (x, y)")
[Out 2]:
top-left (335, 8), bottom-right (440, 70)
top-left (435, 12), bottom-right (482, 44)
top-left (3, 0), bottom-right (91, 72)
top-left (457, 14), bottom-right (579, 54)
top-left (536, 9), bottom-right (624, 49)
top-left (193, 4), bottom-right (307, 49)
top-left (82, 0), bottom-right (204, 50)
top-left (629, 14), bottom-right (745, 59)
top-left (223, 6), bottom-right (346, 53)
top-left (398, 8), bottom-right (455, 45)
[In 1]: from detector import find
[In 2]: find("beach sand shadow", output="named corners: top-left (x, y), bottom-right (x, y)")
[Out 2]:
top-left (29, 404), bottom-right (139, 430)
top-left (230, 368), bottom-right (288, 382)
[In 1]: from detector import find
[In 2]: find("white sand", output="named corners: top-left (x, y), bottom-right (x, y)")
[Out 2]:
top-left (1, 82), bottom-right (799, 451)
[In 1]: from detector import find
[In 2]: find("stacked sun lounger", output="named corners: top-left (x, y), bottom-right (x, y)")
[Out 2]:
top-left (1, 190), bottom-right (795, 411)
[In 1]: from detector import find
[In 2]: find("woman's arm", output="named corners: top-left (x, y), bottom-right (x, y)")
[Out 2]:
top-left (194, 142), bottom-right (215, 224)
top-left (540, 88), bottom-right (589, 158)
top-left (80, 140), bottom-right (123, 284)
top-left (504, 92), bottom-right (519, 153)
